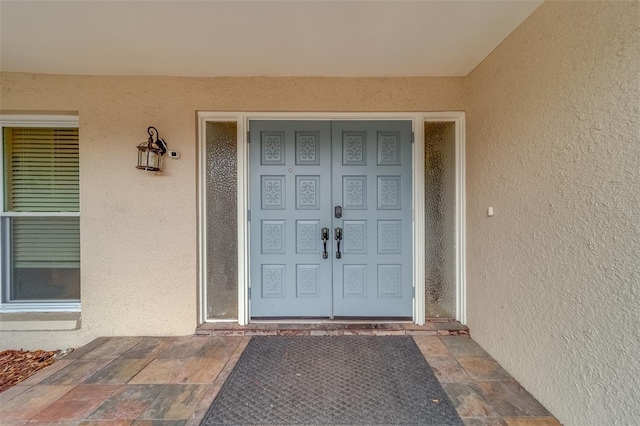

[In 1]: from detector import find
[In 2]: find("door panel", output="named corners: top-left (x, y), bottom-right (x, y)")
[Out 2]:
top-left (331, 121), bottom-right (413, 317)
top-left (250, 121), bottom-right (333, 317)
top-left (249, 120), bottom-right (413, 318)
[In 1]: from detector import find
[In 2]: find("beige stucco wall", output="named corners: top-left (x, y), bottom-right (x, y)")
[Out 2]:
top-left (0, 75), bottom-right (465, 350)
top-left (466, 1), bottom-right (639, 424)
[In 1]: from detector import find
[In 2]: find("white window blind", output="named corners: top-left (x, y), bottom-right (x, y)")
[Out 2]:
top-left (3, 128), bottom-right (80, 270)
top-left (11, 217), bottom-right (80, 268)
top-left (4, 128), bottom-right (79, 212)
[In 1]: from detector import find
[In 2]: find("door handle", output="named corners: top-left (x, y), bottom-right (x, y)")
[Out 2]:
top-left (321, 227), bottom-right (329, 259)
top-left (334, 227), bottom-right (342, 259)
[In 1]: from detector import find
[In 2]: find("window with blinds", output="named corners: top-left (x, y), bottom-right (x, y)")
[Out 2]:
top-left (4, 128), bottom-right (79, 212)
top-left (2, 126), bottom-right (80, 302)
top-left (11, 217), bottom-right (80, 268)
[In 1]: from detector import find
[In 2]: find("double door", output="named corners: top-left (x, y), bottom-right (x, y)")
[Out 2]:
top-left (249, 120), bottom-right (412, 318)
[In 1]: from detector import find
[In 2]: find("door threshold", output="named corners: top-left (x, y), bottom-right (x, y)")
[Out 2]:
top-left (196, 319), bottom-right (468, 337)
top-left (252, 318), bottom-right (413, 324)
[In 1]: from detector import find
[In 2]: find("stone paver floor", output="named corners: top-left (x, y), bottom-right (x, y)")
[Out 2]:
top-left (0, 335), bottom-right (561, 425)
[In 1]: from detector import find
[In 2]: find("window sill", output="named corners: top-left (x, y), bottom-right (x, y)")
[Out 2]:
top-left (0, 312), bottom-right (81, 331)
top-left (0, 302), bottom-right (81, 313)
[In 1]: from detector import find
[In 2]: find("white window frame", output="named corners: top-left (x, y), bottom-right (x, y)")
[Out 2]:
top-left (0, 115), bottom-right (81, 313)
top-left (198, 112), bottom-right (466, 325)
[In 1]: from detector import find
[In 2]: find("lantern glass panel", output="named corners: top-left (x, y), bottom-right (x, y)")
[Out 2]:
top-left (148, 151), bottom-right (161, 170)
top-left (137, 144), bottom-right (162, 171)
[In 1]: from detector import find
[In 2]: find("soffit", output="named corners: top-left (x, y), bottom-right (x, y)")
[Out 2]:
top-left (0, 1), bottom-right (542, 77)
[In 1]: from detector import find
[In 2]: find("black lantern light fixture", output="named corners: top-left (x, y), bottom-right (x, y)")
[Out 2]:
top-left (137, 126), bottom-right (168, 171)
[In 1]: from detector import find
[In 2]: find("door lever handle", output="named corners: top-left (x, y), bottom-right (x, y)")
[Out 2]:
top-left (334, 227), bottom-right (342, 259)
top-left (321, 227), bottom-right (329, 259)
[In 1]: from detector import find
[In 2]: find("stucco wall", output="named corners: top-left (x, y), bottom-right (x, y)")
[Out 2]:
top-left (466, 2), bottom-right (639, 425)
top-left (0, 75), bottom-right (465, 350)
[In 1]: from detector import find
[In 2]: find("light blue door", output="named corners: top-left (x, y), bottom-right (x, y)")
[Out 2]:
top-left (331, 121), bottom-right (413, 317)
top-left (249, 121), bottom-right (333, 317)
top-left (249, 120), bottom-right (413, 318)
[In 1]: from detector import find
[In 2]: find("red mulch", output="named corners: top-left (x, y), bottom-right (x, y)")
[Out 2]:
top-left (0, 349), bottom-right (60, 393)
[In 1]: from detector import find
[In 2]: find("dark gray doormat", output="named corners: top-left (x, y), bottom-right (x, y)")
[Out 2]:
top-left (200, 336), bottom-right (463, 425)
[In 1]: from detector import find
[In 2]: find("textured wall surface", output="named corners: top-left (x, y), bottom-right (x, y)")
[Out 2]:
top-left (466, 2), bottom-right (639, 424)
top-left (0, 75), bottom-right (465, 349)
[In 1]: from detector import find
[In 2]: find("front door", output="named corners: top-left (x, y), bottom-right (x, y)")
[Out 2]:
top-left (249, 120), bottom-right (412, 318)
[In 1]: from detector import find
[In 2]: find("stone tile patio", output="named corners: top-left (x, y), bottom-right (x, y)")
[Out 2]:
top-left (0, 332), bottom-right (560, 425)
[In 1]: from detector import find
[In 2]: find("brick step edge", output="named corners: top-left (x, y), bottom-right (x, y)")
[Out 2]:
top-left (196, 328), bottom-right (470, 337)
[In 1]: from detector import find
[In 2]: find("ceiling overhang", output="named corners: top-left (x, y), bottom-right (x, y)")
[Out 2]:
top-left (0, 1), bottom-right (542, 77)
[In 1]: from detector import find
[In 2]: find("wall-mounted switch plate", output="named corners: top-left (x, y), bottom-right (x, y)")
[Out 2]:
top-left (168, 151), bottom-right (180, 159)
top-left (488, 207), bottom-right (494, 217)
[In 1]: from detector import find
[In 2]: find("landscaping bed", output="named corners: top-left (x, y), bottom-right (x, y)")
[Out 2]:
top-left (0, 349), bottom-right (60, 393)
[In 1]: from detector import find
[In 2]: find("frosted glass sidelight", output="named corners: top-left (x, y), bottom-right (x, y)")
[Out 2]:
top-left (205, 122), bottom-right (238, 320)
top-left (424, 122), bottom-right (456, 318)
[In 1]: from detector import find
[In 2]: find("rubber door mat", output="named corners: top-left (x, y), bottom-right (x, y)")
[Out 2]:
top-left (200, 336), bottom-right (463, 425)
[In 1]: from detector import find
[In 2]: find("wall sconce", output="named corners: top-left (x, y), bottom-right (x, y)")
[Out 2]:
top-left (136, 126), bottom-right (168, 171)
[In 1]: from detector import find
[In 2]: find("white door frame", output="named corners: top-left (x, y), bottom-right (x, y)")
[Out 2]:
top-left (198, 112), bottom-right (466, 325)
